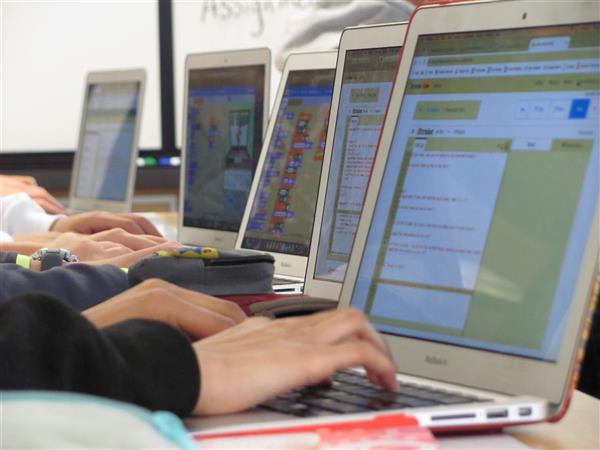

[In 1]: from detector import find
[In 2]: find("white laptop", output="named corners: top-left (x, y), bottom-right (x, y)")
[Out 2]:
top-left (235, 51), bottom-right (337, 293)
top-left (249, 23), bottom-right (407, 314)
top-left (190, 0), bottom-right (599, 433)
top-left (307, 22), bottom-right (408, 301)
top-left (68, 69), bottom-right (145, 213)
top-left (178, 49), bottom-right (270, 249)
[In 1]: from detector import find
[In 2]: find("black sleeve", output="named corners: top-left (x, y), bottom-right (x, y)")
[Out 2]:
top-left (0, 294), bottom-right (200, 416)
top-left (0, 263), bottom-right (128, 311)
top-left (0, 251), bottom-right (17, 264)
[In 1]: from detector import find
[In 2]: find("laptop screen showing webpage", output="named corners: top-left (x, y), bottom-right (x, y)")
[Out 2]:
top-left (242, 69), bottom-right (335, 256)
top-left (183, 65), bottom-right (265, 232)
top-left (314, 46), bottom-right (400, 283)
top-left (75, 82), bottom-right (140, 201)
top-left (350, 23), bottom-right (599, 362)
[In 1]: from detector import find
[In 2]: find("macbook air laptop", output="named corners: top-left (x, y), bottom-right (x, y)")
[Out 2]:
top-left (68, 69), bottom-right (145, 213)
top-left (306, 22), bottom-right (408, 301)
top-left (178, 48), bottom-right (270, 249)
top-left (250, 23), bottom-right (407, 314)
top-left (235, 51), bottom-right (337, 293)
top-left (190, 0), bottom-right (599, 432)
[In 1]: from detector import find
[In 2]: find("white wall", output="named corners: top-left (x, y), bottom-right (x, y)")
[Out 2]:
top-left (1, 0), bottom-right (413, 153)
top-left (173, 0), bottom-right (414, 148)
top-left (1, 1), bottom-right (160, 152)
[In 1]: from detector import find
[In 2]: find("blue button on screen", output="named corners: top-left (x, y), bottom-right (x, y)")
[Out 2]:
top-left (569, 99), bottom-right (590, 119)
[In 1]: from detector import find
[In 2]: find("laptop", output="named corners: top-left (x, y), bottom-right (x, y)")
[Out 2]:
top-left (178, 49), bottom-right (270, 249)
top-left (190, 0), bottom-right (599, 432)
top-left (235, 51), bottom-right (337, 293)
top-left (68, 69), bottom-right (145, 213)
top-left (250, 23), bottom-right (408, 314)
top-left (307, 22), bottom-right (408, 301)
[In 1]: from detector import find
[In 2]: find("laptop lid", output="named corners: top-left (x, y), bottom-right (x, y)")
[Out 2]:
top-left (236, 52), bottom-right (337, 279)
top-left (304, 23), bottom-right (408, 300)
top-left (68, 69), bottom-right (145, 213)
top-left (178, 48), bottom-right (270, 248)
top-left (339, 0), bottom-right (599, 408)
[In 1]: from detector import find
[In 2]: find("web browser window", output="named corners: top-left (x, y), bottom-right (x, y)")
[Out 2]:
top-left (75, 82), bottom-right (140, 201)
top-left (242, 69), bottom-right (335, 256)
top-left (315, 47), bottom-right (400, 282)
top-left (351, 23), bottom-right (599, 361)
top-left (183, 66), bottom-right (265, 232)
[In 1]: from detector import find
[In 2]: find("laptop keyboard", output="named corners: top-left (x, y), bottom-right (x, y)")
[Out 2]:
top-left (262, 370), bottom-right (491, 417)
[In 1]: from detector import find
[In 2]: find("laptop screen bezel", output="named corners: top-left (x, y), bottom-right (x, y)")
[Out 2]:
top-left (68, 69), bottom-right (146, 213)
top-left (304, 22), bottom-right (408, 300)
top-left (178, 48), bottom-right (270, 249)
top-left (338, 0), bottom-right (600, 406)
top-left (235, 51), bottom-right (338, 280)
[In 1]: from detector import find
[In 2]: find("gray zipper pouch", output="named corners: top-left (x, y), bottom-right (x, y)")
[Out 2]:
top-left (128, 247), bottom-right (275, 296)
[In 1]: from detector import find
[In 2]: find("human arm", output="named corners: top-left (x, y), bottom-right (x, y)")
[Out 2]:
top-left (1, 230), bottom-right (179, 266)
top-left (0, 262), bottom-right (129, 310)
top-left (0, 294), bottom-right (199, 416)
top-left (1, 291), bottom-right (397, 417)
top-left (83, 279), bottom-right (247, 340)
top-left (0, 175), bottom-right (67, 214)
top-left (51, 211), bottom-right (161, 236)
top-left (0, 193), bottom-right (65, 237)
top-left (193, 308), bottom-right (397, 415)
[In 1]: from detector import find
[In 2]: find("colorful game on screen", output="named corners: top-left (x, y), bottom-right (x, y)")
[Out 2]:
top-left (242, 69), bottom-right (336, 256)
top-left (183, 66), bottom-right (265, 232)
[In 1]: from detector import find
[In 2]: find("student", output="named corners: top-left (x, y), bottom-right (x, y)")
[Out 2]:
top-left (1, 228), bottom-right (174, 265)
top-left (0, 191), bottom-right (161, 242)
top-left (0, 237), bottom-right (177, 309)
top-left (0, 281), bottom-right (396, 417)
top-left (0, 174), bottom-right (66, 214)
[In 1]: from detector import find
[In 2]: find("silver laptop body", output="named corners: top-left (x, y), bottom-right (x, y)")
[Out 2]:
top-left (235, 51), bottom-right (337, 293)
top-left (68, 69), bottom-right (145, 213)
top-left (178, 48), bottom-right (270, 249)
top-left (190, 0), bottom-right (599, 433)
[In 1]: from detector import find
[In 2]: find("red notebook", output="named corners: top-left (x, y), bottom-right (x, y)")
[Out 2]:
top-left (193, 413), bottom-right (438, 449)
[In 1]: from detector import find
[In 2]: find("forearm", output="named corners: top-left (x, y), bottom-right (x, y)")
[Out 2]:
top-left (11, 231), bottom-right (62, 244)
top-left (0, 263), bottom-right (129, 310)
top-left (0, 241), bottom-right (43, 255)
top-left (0, 294), bottom-right (200, 416)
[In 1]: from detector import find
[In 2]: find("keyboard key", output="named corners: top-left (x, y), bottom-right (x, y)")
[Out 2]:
top-left (302, 397), bottom-right (366, 414)
top-left (332, 383), bottom-right (381, 397)
top-left (262, 371), bottom-right (489, 416)
top-left (262, 399), bottom-right (309, 414)
top-left (319, 391), bottom-right (373, 408)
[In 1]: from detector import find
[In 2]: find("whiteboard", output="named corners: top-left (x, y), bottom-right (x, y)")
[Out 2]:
top-left (1, 2), bottom-right (160, 152)
top-left (172, 0), bottom-right (414, 148)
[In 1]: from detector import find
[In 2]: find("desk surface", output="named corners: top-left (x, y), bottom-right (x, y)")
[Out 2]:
top-left (152, 213), bottom-right (599, 449)
top-left (503, 390), bottom-right (599, 450)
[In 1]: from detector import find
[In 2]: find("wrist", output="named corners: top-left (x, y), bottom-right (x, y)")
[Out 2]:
top-left (29, 259), bottom-right (42, 272)
top-left (31, 248), bottom-right (78, 271)
top-left (49, 217), bottom-right (65, 232)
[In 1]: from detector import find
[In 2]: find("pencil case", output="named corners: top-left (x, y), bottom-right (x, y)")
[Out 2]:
top-left (128, 246), bottom-right (275, 296)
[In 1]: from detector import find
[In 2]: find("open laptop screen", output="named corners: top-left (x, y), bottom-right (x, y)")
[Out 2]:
top-left (350, 23), bottom-right (599, 361)
top-left (183, 65), bottom-right (265, 232)
top-left (75, 82), bottom-right (140, 201)
top-left (242, 69), bottom-right (335, 256)
top-left (314, 47), bottom-right (400, 283)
